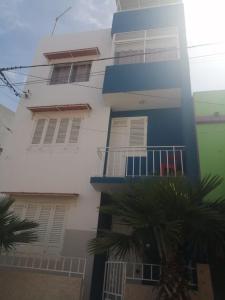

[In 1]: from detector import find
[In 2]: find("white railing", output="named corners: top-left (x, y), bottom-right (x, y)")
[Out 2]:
top-left (116, 0), bottom-right (182, 12)
top-left (103, 261), bottom-right (196, 300)
top-left (96, 146), bottom-right (185, 178)
top-left (0, 252), bottom-right (86, 278)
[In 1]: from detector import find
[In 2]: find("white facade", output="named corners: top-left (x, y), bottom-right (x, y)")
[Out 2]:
top-left (0, 104), bottom-right (14, 153)
top-left (0, 29), bottom-right (113, 299)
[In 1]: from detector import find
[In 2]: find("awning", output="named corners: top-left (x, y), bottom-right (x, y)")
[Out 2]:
top-left (44, 47), bottom-right (100, 60)
top-left (27, 103), bottom-right (92, 113)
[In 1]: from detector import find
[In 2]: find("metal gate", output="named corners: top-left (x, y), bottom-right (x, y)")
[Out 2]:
top-left (102, 261), bottom-right (126, 300)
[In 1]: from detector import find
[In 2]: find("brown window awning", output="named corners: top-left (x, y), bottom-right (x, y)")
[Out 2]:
top-left (44, 47), bottom-right (100, 60)
top-left (27, 103), bottom-right (92, 113)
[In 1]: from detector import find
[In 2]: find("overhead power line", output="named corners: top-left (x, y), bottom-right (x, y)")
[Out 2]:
top-left (1, 39), bottom-right (225, 73)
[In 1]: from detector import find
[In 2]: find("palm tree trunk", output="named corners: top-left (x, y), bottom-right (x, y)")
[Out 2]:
top-left (157, 257), bottom-right (191, 300)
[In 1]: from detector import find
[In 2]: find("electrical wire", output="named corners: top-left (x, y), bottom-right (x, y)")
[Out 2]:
top-left (2, 39), bottom-right (225, 73)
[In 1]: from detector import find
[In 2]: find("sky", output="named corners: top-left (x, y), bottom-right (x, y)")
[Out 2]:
top-left (0, 0), bottom-right (225, 111)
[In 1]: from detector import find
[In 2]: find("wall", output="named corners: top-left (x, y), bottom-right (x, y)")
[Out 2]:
top-left (0, 269), bottom-right (82, 300)
top-left (0, 104), bottom-right (14, 151)
top-left (194, 90), bottom-right (225, 196)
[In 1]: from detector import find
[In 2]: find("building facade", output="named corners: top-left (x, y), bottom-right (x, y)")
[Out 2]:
top-left (0, 104), bottom-right (14, 154)
top-left (195, 90), bottom-right (225, 300)
top-left (0, 1), bottom-right (201, 299)
top-left (195, 90), bottom-right (225, 196)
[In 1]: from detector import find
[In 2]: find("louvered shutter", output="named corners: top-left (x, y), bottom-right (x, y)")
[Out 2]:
top-left (48, 205), bottom-right (66, 246)
top-left (56, 118), bottom-right (69, 143)
top-left (32, 119), bottom-right (46, 144)
top-left (25, 204), bottom-right (37, 220)
top-left (129, 117), bottom-right (147, 147)
top-left (37, 205), bottom-right (51, 243)
top-left (69, 118), bottom-right (81, 143)
top-left (44, 119), bottom-right (57, 144)
top-left (12, 204), bottom-right (25, 218)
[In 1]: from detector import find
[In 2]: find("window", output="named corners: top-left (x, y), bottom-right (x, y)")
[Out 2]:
top-left (12, 202), bottom-right (67, 251)
top-left (70, 63), bottom-right (91, 82)
top-left (32, 117), bottom-right (81, 146)
top-left (50, 65), bottom-right (71, 84)
top-left (50, 62), bottom-right (92, 85)
top-left (44, 119), bottom-right (57, 144)
top-left (32, 119), bottom-right (46, 144)
top-left (56, 118), bottom-right (69, 144)
top-left (69, 118), bottom-right (81, 143)
top-left (114, 27), bottom-right (179, 65)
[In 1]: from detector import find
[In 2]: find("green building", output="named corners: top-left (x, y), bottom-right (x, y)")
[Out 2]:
top-left (194, 90), bottom-right (225, 196)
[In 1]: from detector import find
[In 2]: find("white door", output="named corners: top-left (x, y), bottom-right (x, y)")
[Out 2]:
top-left (107, 117), bottom-right (148, 177)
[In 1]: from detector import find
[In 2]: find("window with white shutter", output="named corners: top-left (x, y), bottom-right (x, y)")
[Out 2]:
top-left (48, 205), bottom-right (66, 245)
top-left (32, 119), bottom-right (46, 144)
top-left (129, 117), bottom-right (147, 147)
top-left (43, 119), bottom-right (57, 144)
top-left (56, 118), bottom-right (69, 143)
top-left (12, 202), bottom-right (67, 254)
top-left (69, 118), bottom-right (81, 143)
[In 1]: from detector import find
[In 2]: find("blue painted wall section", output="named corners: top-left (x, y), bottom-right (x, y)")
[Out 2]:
top-left (103, 61), bottom-right (182, 94)
top-left (111, 109), bottom-right (183, 146)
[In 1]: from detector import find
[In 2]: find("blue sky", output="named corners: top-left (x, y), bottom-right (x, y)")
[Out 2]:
top-left (1, 0), bottom-right (225, 111)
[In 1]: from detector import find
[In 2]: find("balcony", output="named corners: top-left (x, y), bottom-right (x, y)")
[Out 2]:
top-left (116, 0), bottom-right (182, 11)
top-left (112, 2), bottom-right (184, 35)
top-left (103, 27), bottom-right (182, 110)
top-left (91, 145), bottom-right (185, 191)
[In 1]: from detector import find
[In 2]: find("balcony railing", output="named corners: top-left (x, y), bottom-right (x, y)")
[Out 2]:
top-left (116, 0), bottom-right (182, 11)
top-left (96, 146), bottom-right (185, 178)
top-left (102, 261), bottom-right (196, 300)
top-left (0, 252), bottom-right (86, 278)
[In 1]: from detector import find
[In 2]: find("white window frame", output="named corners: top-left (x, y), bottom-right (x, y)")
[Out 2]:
top-left (30, 116), bottom-right (82, 147)
top-left (114, 27), bottom-right (180, 65)
top-left (49, 62), bottom-right (92, 85)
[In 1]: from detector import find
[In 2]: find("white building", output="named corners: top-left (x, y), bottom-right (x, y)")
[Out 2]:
top-left (0, 104), bottom-right (14, 153)
top-left (0, 1), bottom-right (211, 300)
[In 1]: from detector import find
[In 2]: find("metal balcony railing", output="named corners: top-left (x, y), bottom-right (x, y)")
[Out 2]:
top-left (102, 261), bottom-right (197, 300)
top-left (0, 252), bottom-right (86, 278)
top-left (116, 0), bottom-right (182, 11)
top-left (96, 146), bottom-right (185, 178)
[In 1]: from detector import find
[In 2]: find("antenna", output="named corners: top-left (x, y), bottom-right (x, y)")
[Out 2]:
top-left (51, 7), bottom-right (72, 36)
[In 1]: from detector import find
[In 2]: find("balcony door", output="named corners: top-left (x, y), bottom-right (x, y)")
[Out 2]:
top-left (107, 117), bottom-right (148, 176)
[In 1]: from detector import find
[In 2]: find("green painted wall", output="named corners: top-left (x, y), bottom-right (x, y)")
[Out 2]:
top-left (194, 90), bottom-right (225, 197)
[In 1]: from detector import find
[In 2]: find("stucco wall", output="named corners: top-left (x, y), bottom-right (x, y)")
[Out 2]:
top-left (124, 264), bottom-right (214, 300)
top-left (0, 104), bottom-right (14, 150)
top-left (0, 269), bottom-right (82, 300)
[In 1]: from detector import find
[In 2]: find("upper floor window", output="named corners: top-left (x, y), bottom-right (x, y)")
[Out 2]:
top-left (50, 62), bottom-right (92, 85)
top-left (31, 117), bottom-right (81, 146)
top-left (116, 0), bottom-right (181, 11)
top-left (114, 27), bottom-right (179, 65)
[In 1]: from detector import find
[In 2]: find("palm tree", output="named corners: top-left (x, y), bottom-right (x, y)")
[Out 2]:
top-left (0, 196), bottom-right (38, 252)
top-left (88, 176), bottom-right (225, 300)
